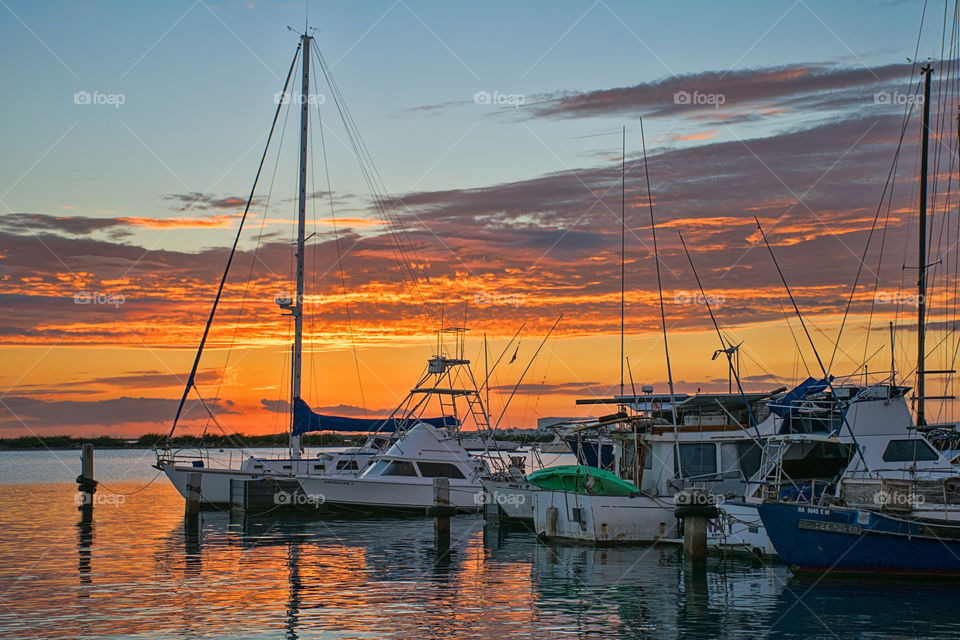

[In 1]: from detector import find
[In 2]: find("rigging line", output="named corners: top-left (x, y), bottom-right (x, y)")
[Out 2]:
top-left (166, 42), bottom-right (302, 440)
top-left (493, 315), bottom-right (563, 431)
top-left (829, 97), bottom-right (917, 373)
top-left (863, 108), bottom-right (909, 367)
top-left (779, 299), bottom-right (812, 378)
top-left (639, 117), bottom-right (678, 430)
top-left (678, 232), bottom-right (762, 441)
top-left (309, 58), bottom-right (323, 415)
top-left (755, 216), bottom-right (829, 378)
top-left (756, 217), bottom-right (871, 471)
top-left (310, 47), bottom-right (424, 320)
top-left (312, 47), bottom-right (438, 334)
top-left (620, 127), bottom-right (627, 395)
top-left (478, 323), bottom-right (526, 395)
top-left (190, 384), bottom-right (249, 452)
top-left (205, 57), bottom-right (299, 435)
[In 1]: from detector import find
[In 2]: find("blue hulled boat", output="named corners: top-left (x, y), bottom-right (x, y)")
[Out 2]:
top-left (758, 498), bottom-right (960, 574)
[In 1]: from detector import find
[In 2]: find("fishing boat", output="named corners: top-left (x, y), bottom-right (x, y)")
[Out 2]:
top-left (528, 390), bottom-right (784, 545)
top-left (297, 330), bottom-right (494, 512)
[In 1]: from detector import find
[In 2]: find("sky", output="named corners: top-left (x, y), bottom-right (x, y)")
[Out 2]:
top-left (3, 0), bottom-right (960, 438)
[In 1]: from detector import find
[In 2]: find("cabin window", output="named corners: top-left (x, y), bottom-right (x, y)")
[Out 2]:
top-left (382, 461), bottom-right (419, 476)
top-left (734, 442), bottom-right (762, 479)
top-left (418, 462), bottom-right (466, 479)
top-left (365, 460), bottom-right (389, 476)
top-left (881, 439), bottom-right (939, 463)
top-left (313, 464), bottom-right (324, 472)
top-left (675, 443), bottom-right (717, 479)
top-left (335, 460), bottom-right (359, 471)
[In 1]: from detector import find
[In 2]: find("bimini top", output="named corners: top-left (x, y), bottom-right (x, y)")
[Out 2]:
top-left (527, 465), bottom-right (639, 496)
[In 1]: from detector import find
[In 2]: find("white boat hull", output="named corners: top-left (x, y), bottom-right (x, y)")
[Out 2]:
top-left (158, 454), bottom-right (373, 506)
top-left (531, 490), bottom-right (775, 554)
top-left (159, 462), bottom-right (262, 505)
top-left (532, 490), bottom-right (678, 544)
top-left (298, 475), bottom-right (482, 511)
top-left (480, 478), bottom-right (536, 521)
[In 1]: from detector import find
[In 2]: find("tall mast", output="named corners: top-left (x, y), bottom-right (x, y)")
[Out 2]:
top-left (639, 118), bottom-right (678, 427)
top-left (917, 64), bottom-right (932, 427)
top-left (291, 33), bottom-right (311, 458)
top-left (620, 126), bottom-right (626, 396)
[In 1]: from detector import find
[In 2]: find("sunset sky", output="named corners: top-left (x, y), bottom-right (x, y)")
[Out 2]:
top-left (3, 0), bottom-right (960, 438)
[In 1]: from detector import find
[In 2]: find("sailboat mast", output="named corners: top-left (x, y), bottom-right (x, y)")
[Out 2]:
top-left (620, 126), bottom-right (626, 396)
top-left (291, 33), bottom-right (311, 459)
top-left (917, 63), bottom-right (932, 427)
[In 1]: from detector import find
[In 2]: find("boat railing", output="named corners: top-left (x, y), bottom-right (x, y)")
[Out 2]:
top-left (763, 478), bottom-right (835, 505)
top-left (155, 446), bottom-right (244, 470)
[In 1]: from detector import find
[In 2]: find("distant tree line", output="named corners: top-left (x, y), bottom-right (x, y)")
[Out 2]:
top-left (0, 431), bottom-right (554, 450)
top-left (0, 433), bottom-right (367, 450)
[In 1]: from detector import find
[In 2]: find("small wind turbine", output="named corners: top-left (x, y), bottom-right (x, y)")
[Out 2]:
top-left (712, 340), bottom-right (743, 394)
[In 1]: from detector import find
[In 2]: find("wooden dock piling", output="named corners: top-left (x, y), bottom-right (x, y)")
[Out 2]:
top-left (426, 477), bottom-right (455, 546)
top-left (675, 488), bottom-right (718, 565)
top-left (185, 472), bottom-right (201, 519)
top-left (76, 443), bottom-right (97, 523)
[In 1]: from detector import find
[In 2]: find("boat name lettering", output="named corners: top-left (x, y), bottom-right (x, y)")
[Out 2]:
top-left (797, 519), bottom-right (862, 535)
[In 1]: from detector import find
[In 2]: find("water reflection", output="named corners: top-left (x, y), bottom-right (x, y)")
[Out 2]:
top-left (76, 519), bottom-right (92, 590)
top-left (1, 480), bottom-right (960, 639)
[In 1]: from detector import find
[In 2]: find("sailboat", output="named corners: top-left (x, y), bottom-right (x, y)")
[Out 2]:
top-left (757, 63), bottom-right (960, 573)
top-left (154, 31), bottom-right (445, 507)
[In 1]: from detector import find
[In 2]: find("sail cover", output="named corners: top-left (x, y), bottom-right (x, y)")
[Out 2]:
top-left (292, 398), bottom-right (457, 435)
top-left (770, 376), bottom-right (833, 417)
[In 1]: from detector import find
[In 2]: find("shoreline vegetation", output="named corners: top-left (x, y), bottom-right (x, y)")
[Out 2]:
top-left (0, 432), bottom-right (555, 451)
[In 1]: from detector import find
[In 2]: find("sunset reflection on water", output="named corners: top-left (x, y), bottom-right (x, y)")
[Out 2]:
top-left (3, 473), bottom-right (960, 639)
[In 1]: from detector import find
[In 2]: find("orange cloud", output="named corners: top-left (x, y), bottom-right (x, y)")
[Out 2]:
top-left (673, 130), bottom-right (717, 141)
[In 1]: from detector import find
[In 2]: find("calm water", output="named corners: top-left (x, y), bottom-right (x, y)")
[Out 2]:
top-left (2, 451), bottom-right (960, 639)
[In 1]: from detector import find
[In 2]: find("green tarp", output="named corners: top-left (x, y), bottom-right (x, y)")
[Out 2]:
top-left (526, 465), bottom-right (639, 496)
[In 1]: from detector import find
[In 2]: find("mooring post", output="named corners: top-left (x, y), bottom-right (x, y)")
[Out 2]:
top-left (185, 472), bottom-right (201, 519)
top-left (431, 477), bottom-right (451, 544)
top-left (76, 443), bottom-right (97, 523)
top-left (675, 488), bottom-right (717, 566)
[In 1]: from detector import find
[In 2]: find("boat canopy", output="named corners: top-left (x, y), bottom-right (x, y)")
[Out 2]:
top-left (292, 398), bottom-right (457, 435)
top-left (527, 465), bottom-right (639, 496)
top-left (770, 376), bottom-right (833, 417)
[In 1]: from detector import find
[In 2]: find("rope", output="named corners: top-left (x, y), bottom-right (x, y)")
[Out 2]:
top-left (95, 470), bottom-right (163, 496)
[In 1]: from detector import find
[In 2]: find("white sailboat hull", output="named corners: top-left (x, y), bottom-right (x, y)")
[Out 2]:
top-left (158, 453), bottom-right (375, 506)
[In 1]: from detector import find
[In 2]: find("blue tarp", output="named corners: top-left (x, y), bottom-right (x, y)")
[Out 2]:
top-left (292, 398), bottom-right (457, 435)
top-left (770, 376), bottom-right (833, 417)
